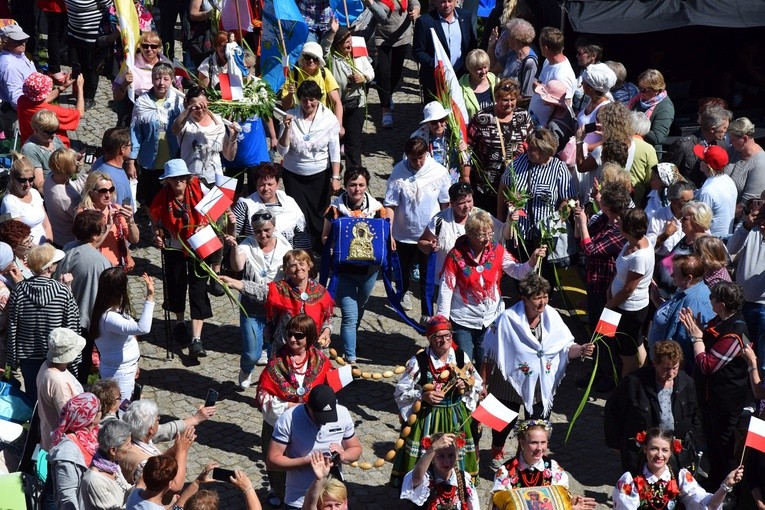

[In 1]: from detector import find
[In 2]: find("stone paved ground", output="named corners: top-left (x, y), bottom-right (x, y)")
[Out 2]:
top-left (72, 57), bottom-right (622, 509)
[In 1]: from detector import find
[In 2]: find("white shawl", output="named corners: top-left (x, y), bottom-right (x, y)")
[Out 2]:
top-left (483, 300), bottom-right (574, 415)
top-left (239, 190), bottom-right (307, 244)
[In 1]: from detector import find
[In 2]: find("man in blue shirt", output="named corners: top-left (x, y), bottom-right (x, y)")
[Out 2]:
top-left (90, 127), bottom-right (134, 208)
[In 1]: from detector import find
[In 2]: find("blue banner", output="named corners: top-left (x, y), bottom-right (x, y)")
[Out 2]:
top-left (260, 0), bottom-right (309, 92)
top-left (329, 0), bottom-right (365, 26)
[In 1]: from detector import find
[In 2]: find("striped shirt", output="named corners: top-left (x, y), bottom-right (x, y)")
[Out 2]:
top-left (500, 153), bottom-right (575, 238)
top-left (6, 277), bottom-right (81, 369)
top-left (64, 0), bottom-right (112, 43)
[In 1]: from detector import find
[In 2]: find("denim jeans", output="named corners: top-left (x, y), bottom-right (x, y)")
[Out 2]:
top-left (337, 270), bottom-right (378, 362)
top-left (744, 302), bottom-right (765, 370)
top-left (240, 313), bottom-right (267, 374)
top-left (451, 321), bottom-right (487, 371)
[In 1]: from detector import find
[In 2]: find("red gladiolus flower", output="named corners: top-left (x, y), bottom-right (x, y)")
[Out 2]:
top-left (622, 483), bottom-right (632, 496)
top-left (672, 439), bottom-right (683, 454)
top-left (455, 434), bottom-right (466, 449)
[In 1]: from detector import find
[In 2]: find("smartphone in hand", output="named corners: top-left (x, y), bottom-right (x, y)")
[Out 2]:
top-left (204, 388), bottom-right (219, 408)
top-left (71, 63), bottom-right (81, 80)
top-left (211, 467), bottom-right (235, 482)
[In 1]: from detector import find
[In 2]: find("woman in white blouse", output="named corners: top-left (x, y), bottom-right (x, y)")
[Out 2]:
top-left (0, 153), bottom-right (52, 245)
top-left (278, 80), bottom-right (341, 251)
top-left (90, 268), bottom-right (155, 401)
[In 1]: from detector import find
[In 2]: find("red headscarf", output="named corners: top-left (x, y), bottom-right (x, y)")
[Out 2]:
top-left (51, 392), bottom-right (100, 465)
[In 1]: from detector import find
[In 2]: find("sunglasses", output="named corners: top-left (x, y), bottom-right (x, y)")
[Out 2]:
top-left (141, 43), bottom-right (160, 50)
top-left (303, 55), bottom-right (320, 63)
top-left (252, 212), bottom-right (273, 222)
top-left (43, 129), bottom-right (57, 136)
top-left (14, 176), bottom-right (34, 184)
top-left (429, 119), bottom-right (447, 125)
top-left (289, 331), bottom-right (307, 340)
top-left (95, 186), bottom-right (116, 194)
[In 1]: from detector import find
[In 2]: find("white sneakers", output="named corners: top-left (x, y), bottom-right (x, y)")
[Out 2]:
top-left (239, 369), bottom-right (253, 389)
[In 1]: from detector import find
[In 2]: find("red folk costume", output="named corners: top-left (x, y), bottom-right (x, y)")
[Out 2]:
top-left (149, 176), bottom-right (209, 253)
top-left (256, 345), bottom-right (331, 406)
top-left (441, 236), bottom-right (507, 305)
top-left (264, 279), bottom-right (334, 336)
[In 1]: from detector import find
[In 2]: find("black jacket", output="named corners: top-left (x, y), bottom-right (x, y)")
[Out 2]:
top-left (604, 365), bottom-right (702, 472)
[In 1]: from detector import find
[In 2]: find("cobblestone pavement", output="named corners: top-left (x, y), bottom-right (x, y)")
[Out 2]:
top-left (74, 58), bottom-right (622, 509)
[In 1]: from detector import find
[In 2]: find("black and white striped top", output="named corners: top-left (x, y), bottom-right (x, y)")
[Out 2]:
top-left (500, 153), bottom-right (576, 238)
top-left (64, 0), bottom-right (112, 44)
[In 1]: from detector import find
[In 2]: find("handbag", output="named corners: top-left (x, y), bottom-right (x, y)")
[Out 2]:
top-left (493, 485), bottom-right (572, 510)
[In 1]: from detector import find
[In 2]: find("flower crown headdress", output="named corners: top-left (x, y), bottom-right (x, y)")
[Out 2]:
top-left (515, 419), bottom-right (553, 435)
top-left (633, 431), bottom-right (683, 453)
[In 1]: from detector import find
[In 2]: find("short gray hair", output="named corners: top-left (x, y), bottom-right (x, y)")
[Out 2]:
top-left (682, 201), bottom-right (713, 230)
top-left (666, 180), bottom-right (695, 201)
top-left (728, 117), bottom-right (756, 138)
top-left (630, 111), bottom-right (651, 136)
top-left (123, 399), bottom-right (159, 440)
top-left (98, 419), bottom-right (132, 451)
top-left (700, 106), bottom-right (733, 132)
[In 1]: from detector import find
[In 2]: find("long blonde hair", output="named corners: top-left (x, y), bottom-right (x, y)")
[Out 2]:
top-left (78, 171), bottom-right (113, 211)
top-left (6, 151), bottom-right (35, 195)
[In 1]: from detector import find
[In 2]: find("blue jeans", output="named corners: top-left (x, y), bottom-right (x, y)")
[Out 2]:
top-left (337, 270), bottom-right (378, 362)
top-left (240, 313), bottom-right (267, 374)
top-left (451, 321), bottom-right (487, 371)
top-left (744, 302), bottom-right (765, 370)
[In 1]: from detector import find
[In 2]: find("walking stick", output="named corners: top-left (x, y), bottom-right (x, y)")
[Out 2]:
top-left (160, 245), bottom-right (174, 360)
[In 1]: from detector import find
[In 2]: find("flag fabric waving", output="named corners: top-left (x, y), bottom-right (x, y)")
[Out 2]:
top-left (187, 225), bottom-right (224, 259)
top-left (221, 0), bottom-right (253, 32)
top-left (215, 174), bottom-right (238, 200)
top-left (194, 187), bottom-right (233, 222)
top-left (326, 365), bottom-right (354, 392)
top-left (218, 73), bottom-right (244, 100)
top-left (329, 0), bottom-right (365, 26)
top-left (113, 0), bottom-right (140, 101)
top-left (351, 36), bottom-right (369, 58)
top-left (594, 308), bottom-right (622, 337)
top-left (431, 28), bottom-right (468, 140)
top-left (471, 394), bottom-right (519, 432)
top-left (746, 416), bottom-right (765, 453)
top-left (261, 0), bottom-right (309, 92)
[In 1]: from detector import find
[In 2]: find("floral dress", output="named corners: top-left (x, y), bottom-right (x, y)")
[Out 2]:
top-left (491, 456), bottom-right (569, 493)
top-left (391, 347), bottom-right (483, 487)
top-left (613, 466), bottom-right (719, 510)
top-left (401, 468), bottom-right (481, 510)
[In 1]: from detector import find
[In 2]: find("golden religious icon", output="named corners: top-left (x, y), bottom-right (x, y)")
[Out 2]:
top-left (348, 221), bottom-right (376, 261)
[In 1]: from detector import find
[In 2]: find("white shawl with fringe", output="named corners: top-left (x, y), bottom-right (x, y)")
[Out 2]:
top-left (483, 300), bottom-right (574, 415)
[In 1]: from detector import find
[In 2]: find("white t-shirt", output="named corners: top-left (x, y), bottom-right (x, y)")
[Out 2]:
top-left (529, 57), bottom-right (576, 126)
top-left (179, 115), bottom-right (226, 183)
top-left (0, 188), bottom-right (47, 244)
top-left (611, 243), bottom-right (655, 311)
top-left (385, 156), bottom-right (451, 244)
top-left (696, 173), bottom-right (738, 238)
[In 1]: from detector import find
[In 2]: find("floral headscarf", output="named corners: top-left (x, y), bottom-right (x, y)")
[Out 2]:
top-left (51, 392), bottom-right (101, 465)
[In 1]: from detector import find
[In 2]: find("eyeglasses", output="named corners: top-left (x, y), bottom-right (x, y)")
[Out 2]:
top-left (252, 212), bottom-right (273, 222)
top-left (289, 331), bottom-right (307, 340)
top-left (303, 55), bottom-right (320, 63)
top-left (638, 87), bottom-right (653, 93)
top-left (141, 43), bottom-right (160, 50)
top-left (432, 332), bottom-right (452, 340)
top-left (95, 186), bottom-right (116, 195)
top-left (14, 176), bottom-right (34, 184)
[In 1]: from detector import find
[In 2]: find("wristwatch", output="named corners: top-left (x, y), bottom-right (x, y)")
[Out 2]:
top-left (330, 175), bottom-right (342, 181)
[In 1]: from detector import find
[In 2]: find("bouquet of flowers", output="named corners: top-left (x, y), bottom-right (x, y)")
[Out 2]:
top-left (502, 160), bottom-right (530, 254)
top-left (207, 79), bottom-right (278, 122)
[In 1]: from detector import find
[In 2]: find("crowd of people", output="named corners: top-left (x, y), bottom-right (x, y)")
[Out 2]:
top-left (0, 0), bottom-right (764, 509)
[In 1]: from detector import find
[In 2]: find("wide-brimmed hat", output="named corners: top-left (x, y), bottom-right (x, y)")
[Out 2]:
top-left (23, 72), bottom-right (53, 102)
top-left (42, 249), bottom-right (65, 270)
top-left (693, 144), bottom-right (729, 171)
top-left (307, 384), bottom-right (338, 425)
top-left (47, 328), bottom-right (86, 364)
top-left (300, 42), bottom-right (326, 67)
top-left (334, 26), bottom-right (353, 46)
top-left (160, 159), bottom-right (192, 180)
top-left (581, 63), bottom-right (617, 94)
top-left (2, 24), bottom-right (30, 41)
top-left (420, 101), bottom-right (451, 124)
top-left (534, 80), bottom-right (568, 107)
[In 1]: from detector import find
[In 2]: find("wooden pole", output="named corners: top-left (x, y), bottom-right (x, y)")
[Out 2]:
top-left (342, 0), bottom-right (350, 27)
top-left (234, 0), bottom-right (244, 39)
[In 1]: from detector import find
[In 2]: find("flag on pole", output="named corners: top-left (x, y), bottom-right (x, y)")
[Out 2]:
top-left (194, 187), bottom-right (233, 222)
top-left (326, 365), bottom-right (354, 392)
top-left (261, 0), bottom-right (309, 92)
top-left (218, 73), bottom-right (244, 100)
top-left (746, 416), bottom-right (765, 453)
top-left (113, 0), bottom-right (140, 101)
top-left (221, 0), bottom-right (253, 32)
top-left (215, 174), bottom-right (238, 200)
top-left (594, 308), bottom-right (622, 337)
top-left (187, 225), bottom-right (223, 259)
top-left (351, 36), bottom-right (369, 58)
top-left (172, 59), bottom-right (192, 80)
top-left (431, 28), bottom-right (468, 140)
top-left (329, 0), bottom-right (365, 26)
top-left (471, 394), bottom-right (519, 432)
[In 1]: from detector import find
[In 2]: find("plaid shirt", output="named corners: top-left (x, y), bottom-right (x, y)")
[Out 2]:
top-left (297, 0), bottom-right (333, 33)
top-left (581, 213), bottom-right (627, 295)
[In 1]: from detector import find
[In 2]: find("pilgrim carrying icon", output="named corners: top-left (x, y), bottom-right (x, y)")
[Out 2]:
top-left (348, 221), bottom-right (376, 261)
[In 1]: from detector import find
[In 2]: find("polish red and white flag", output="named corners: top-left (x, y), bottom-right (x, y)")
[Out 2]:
top-left (187, 225), bottom-right (223, 259)
top-left (471, 394), bottom-right (519, 432)
top-left (351, 36), bottom-right (369, 58)
top-left (746, 416), bottom-right (765, 453)
top-left (215, 174), bottom-right (238, 201)
top-left (326, 365), bottom-right (354, 393)
top-left (594, 308), bottom-right (622, 337)
top-left (194, 187), bottom-right (233, 222)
